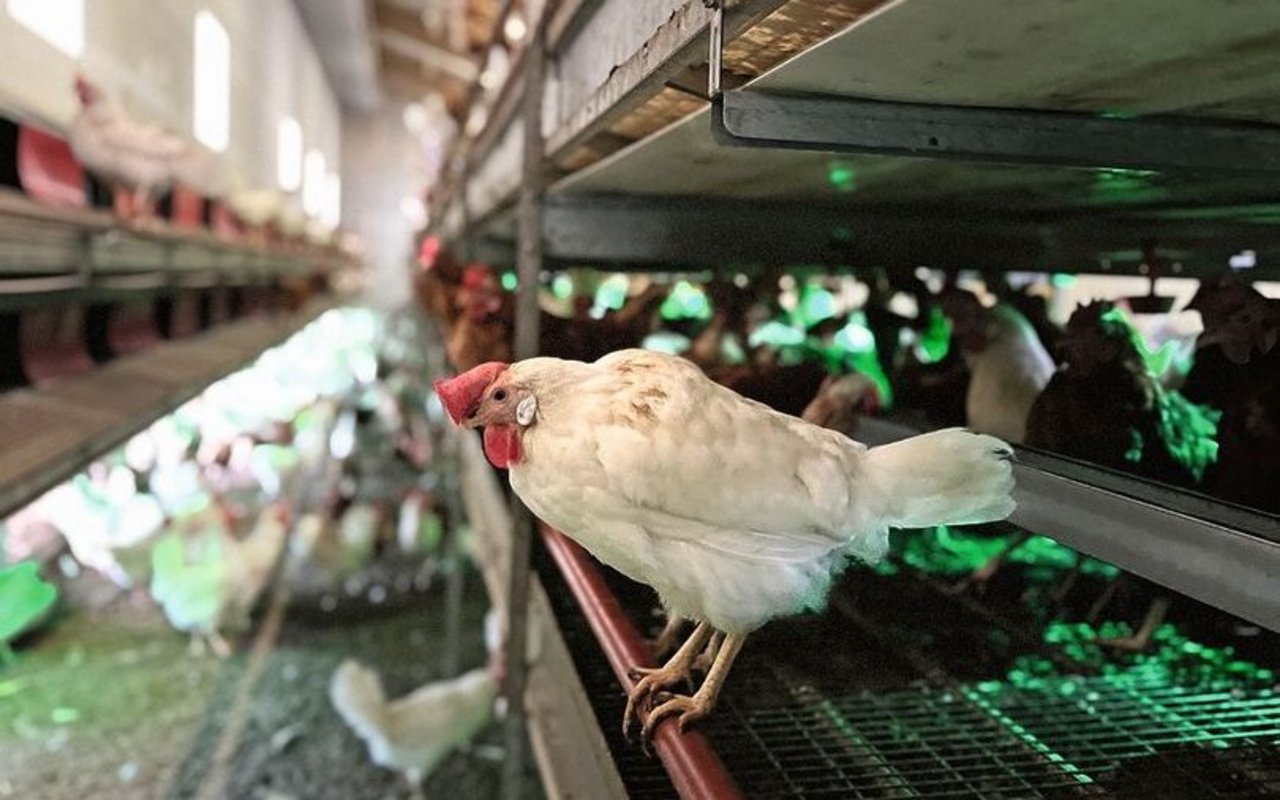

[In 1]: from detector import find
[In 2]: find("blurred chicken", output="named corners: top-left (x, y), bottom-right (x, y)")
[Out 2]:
top-left (704, 361), bottom-right (831, 418)
top-left (952, 301), bottom-right (1221, 606)
top-left (149, 501), bottom-right (290, 656)
top-left (1181, 277), bottom-right (1280, 513)
top-left (330, 611), bottom-right (503, 796)
top-left (69, 75), bottom-right (188, 220)
top-left (1027, 301), bottom-right (1218, 487)
top-left (941, 292), bottom-right (1054, 443)
top-left (802, 372), bottom-right (883, 438)
top-left (541, 281), bottom-right (669, 363)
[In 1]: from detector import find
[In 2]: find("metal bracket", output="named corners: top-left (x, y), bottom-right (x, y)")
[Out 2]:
top-left (705, 0), bottom-right (724, 99)
top-left (711, 89), bottom-right (1280, 173)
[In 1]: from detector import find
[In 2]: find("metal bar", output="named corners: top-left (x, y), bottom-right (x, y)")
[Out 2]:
top-left (536, 193), bottom-right (1280, 277)
top-left (705, 0), bottom-right (724, 99)
top-left (540, 524), bottom-right (746, 800)
top-left (857, 417), bottom-right (1280, 633)
top-left (713, 90), bottom-right (1280, 173)
top-left (501, 17), bottom-right (547, 800)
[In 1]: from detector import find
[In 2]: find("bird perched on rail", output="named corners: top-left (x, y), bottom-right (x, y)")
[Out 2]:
top-left (68, 75), bottom-right (191, 221)
top-left (436, 349), bottom-right (1015, 742)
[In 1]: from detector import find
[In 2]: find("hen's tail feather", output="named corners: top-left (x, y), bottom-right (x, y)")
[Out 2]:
top-left (330, 660), bottom-right (389, 748)
top-left (867, 428), bottom-right (1016, 531)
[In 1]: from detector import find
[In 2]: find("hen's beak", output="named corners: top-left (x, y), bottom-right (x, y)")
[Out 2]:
top-left (434, 361), bottom-right (508, 425)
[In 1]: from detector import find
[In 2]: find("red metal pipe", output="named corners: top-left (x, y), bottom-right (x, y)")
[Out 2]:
top-left (539, 523), bottom-right (744, 800)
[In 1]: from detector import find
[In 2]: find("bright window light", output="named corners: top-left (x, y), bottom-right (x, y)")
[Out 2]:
top-left (322, 172), bottom-right (341, 229)
top-left (7, 0), bottom-right (84, 57)
top-left (303, 149), bottom-right (325, 217)
top-left (193, 10), bottom-right (230, 151)
top-left (277, 117), bottom-right (303, 191)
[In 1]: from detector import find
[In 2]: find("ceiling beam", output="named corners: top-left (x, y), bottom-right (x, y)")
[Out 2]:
top-left (379, 28), bottom-right (479, 82)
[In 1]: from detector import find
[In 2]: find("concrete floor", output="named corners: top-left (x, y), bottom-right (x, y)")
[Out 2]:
top-left (0, 563), bottom-right (544, 800)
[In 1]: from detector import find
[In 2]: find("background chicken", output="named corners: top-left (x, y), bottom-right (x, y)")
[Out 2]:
top-left (1026, 301), bottom-right (1219, 488)
top-left (941, 291), bottom-right (1055, 443)
top-left (1181, 277), bottom-right (1280, 514)
top-left (437, 350), bottom-right (1014, 741)
top-left (801, 372), bottom-right (883, 438)
top-left (69, 76), bottom-right (190, 221)
top-left (329, 610), bottom-right (503, 796)
top-left (149, 500), bottom-right (289, 656)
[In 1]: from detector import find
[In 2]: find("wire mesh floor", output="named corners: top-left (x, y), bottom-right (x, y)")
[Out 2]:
top-left (707, 669), bottom-right (1280, 798)
top-left (537, 537), bottom-right (1280, 799)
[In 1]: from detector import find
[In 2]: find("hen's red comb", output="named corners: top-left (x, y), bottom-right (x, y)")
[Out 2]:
top-left (435, 362), bottom-right (508, 424)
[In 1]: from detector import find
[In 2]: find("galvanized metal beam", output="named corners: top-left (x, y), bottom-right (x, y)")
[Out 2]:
top-left (712, 91), bottom-right (1280, 174)
top-left (501, 14), bottom-right (545, 800)
top-left (858, 418), bottom-right (1280, 633)
top-left (533, 193), bottom-right (1280, 277)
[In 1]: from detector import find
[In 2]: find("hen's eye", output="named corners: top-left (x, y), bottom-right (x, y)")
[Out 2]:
top-left (493, 389), bottom-right (508, 402)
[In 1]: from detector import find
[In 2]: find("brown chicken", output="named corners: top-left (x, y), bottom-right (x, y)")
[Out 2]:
top-left (1181, 276), bottom-right (1280, 514)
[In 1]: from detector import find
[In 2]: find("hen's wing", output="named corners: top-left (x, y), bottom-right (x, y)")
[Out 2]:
top-left (559, 351), bottom-right (870, 561)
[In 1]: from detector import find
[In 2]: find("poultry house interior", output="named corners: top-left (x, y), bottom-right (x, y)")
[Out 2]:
top-left (2, 1), bottom-right (1279, 799)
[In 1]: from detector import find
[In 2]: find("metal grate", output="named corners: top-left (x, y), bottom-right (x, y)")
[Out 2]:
top-left (542, 541), bottom-right (1280, 799)
top-left (699, 667), bottom-right (1280, 799)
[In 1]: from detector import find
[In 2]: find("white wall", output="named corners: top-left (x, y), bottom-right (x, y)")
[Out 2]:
top-left (0, 0), bottom-right (340, 192)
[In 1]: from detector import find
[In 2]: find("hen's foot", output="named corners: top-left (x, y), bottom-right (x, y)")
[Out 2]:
top-left (624, 622), bottom-right (712, 739)
top-left (639, 633), bottom-right (746, 750)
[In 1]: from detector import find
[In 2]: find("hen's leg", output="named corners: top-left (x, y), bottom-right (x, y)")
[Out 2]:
top-left (944, 531), bottom-right (1031, 595)
top-left (693, 631), bottom-right (724, 674)
top-left (624, 622), bottom-right (711, 737)
top-left (649, 614), bottom-right (689, 660)
top-left (642, 633), bottom-right (746, 745)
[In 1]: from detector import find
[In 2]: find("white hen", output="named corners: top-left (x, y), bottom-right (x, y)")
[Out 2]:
top-left (942, 296), bottom-right (1055, 443)
top-left (330, 612), bottom-right (502, 793)
top-left (437, 350), bottom-right (1015, 739)
top-left (68, 76), bottom-right (187, 213)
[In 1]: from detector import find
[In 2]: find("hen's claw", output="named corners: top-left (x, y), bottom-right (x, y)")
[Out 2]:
top-left (623, 622), bottom-right (714, 740)
top-left (641, 692), bottom-right (712, 748)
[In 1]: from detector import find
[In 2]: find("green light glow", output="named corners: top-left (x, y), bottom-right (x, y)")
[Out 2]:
top-left (500, 272), bottom-right (517, 291)
top-left (659, 281), bottom-right (711, 321)
top-left (552, 274), bottom-right (574, 300)
top-left (915, 307), bottom-right (952, 364)
top-left (593, 274), bottom-right (629, 311)
top-left (827, 162), bottom-right (857, 192)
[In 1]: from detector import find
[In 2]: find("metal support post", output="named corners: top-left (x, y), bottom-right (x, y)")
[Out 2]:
top-left (502, 16), bottom-right (546, 800)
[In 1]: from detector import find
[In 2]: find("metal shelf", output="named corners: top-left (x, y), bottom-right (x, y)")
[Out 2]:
top-left (441, 0), bottom-right (1280, 274)
top-left (857, 417), bottom-right (1280, 634)
top-left (0, 188), bottom-right (348, 310)
top-left (0, 299), bottom-right (332, 519)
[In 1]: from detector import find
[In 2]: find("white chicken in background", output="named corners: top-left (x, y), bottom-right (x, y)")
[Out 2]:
top-left (68, 75), bottom-right (187, 220)
top-left (330, 611), bottom-right (504, 796)
top-left (226, 180), bottom-right (285, 231)
top-left (437, 350), bottom-right (1015, 741)
top-left (150, 500), bottom-right (290, 656)
top-left (940, 293), bottom-right (1055, 443)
